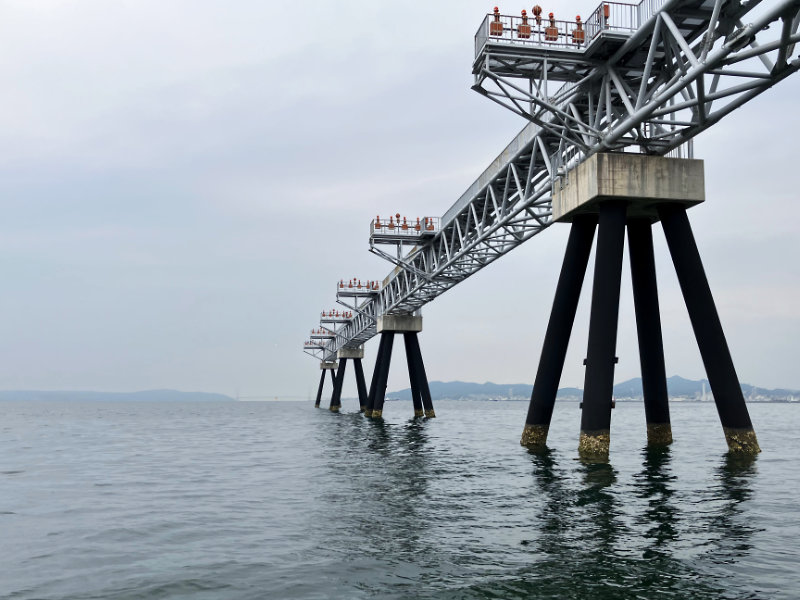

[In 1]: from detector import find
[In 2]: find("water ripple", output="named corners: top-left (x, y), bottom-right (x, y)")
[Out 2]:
top-left (0, 400), bottom-right (798, 599)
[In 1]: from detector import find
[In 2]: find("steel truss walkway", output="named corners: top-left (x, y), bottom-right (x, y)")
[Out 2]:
top-left (304, 0), bottom-right (800, 366)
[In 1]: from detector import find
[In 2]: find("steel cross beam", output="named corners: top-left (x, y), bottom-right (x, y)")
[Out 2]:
top-left (474, 0), bottom-right (800, 156)
top-left (307, 0), bottom-right (800, 363)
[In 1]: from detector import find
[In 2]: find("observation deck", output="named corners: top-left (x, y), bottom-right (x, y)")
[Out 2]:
top-left (336, 279), bottom-right (381, 298)
top-left (309, 328), bottom-right (335, 340)
top-left (304, 0), bottom-right (800, 364)
top-left (474, 3), bottom-right (640, 80)
top-left (304, 340), bottom-right (327, 351)
top-left (369, 215), bottom-right (440, 245)
top-left (320, 310), bottom-right (354, 324)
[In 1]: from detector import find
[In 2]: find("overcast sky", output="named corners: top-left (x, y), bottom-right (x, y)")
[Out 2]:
top-left (1, 0), bottom-right (798, 400)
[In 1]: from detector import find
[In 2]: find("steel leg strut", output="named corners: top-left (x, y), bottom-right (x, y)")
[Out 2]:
top-left (628, 218), bottom-right (672, 446)
top-left (314, 369), bottom-right (326, 408)
top-left (580, 201), bottom-right (627, 459)
top-left (371, 333), bottom-right (395, 419)
top-left (404, 334), bottom-right (424, 418)
top-left (405, 332), bottom-right (435, 418)
top-left (354, 358), bottom-right (368, 412)
top-left (522, 215), bottom-right (597, 449)
top-left (330, 358), bottom-right (347, 413)
top-left (659, 205), bottom-right (760, 454)
top-left (365, 334), bottom-right (388, 417)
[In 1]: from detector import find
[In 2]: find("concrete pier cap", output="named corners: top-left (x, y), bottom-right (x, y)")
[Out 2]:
top-left (377, 314), bottom-right (423, 333)
top-left (320, 361), bottom-right (338, 370)
top-left (337, 346), bottom-right (365, 359)
top-left (553, 153), bottom-right (705, 222)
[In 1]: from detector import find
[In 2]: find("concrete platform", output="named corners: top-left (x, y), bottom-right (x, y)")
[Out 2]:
top-left (337, 346), bottom-right (365, 359)
top-left (553, 153), bottom-right (705, 222)
top-left (377, 314), bottom-right (423, 333)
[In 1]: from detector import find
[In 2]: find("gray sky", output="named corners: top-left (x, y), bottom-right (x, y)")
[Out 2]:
top-left (1, 0), bottom-right (798, 399)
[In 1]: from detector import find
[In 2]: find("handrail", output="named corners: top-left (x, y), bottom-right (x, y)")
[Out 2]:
top-left (475, 2), bottom-right (639, 55)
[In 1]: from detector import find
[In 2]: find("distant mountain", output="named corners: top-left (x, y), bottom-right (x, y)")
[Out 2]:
top-left (386, 377), bottom-right (800, 402)
top-left (613, 376), bottom-right (800, 401)
top-left (613, 375), bottom-right (704, 398)
top-left (0, 390), bottom-right (235, 402)
top-left (385, 380), bottom-right (547, 401)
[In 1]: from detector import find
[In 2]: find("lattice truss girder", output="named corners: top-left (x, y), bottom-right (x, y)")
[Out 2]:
top-left (474, 0), bottom-right (800, 156)
top-left (316, 125), bottom-right (565, 362)
top-left (308, 0), bottom-right (800, 363)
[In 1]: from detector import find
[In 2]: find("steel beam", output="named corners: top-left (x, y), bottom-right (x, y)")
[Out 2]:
top-left (579, 201), bottom-right (627, 459)
top-left (314, 369), bottom-right (326, 409)
top-left (365, 333), bottom-right (388, 418)
top-left (370, 333), bottom-right (395, 419)
top-left (330, 358), bottom-right (347, 413)
top-left (521, 215), bottom-right (597, 450)
top-left (404, 332), bottom-right (436, 418)
top-left (353, 358), bottom-right (368, 412)
top-left (628, 218), bottom-right (672, 446)
top-left (658, 204), bottom-right (760, 454)
top-left (404, 336), bottom-right (424, 418)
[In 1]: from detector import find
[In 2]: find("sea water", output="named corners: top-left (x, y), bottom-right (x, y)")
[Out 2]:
top-left (1, 399), bottom-right (798, 599)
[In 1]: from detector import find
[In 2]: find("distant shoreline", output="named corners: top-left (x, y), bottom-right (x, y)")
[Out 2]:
top-left (0, 390), bottom-right (235, 403)
top-left (384, 376), bottom-right (800, 404)
top-left (382, 396), bottom-right (799, 404)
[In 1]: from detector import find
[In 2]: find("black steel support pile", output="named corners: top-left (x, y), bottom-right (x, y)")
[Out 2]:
top-left (326, 357), bottom-right (369, 413)
top-left (364, 331), bottom-right (435, 419)
top-left (522, 201), bottom-right (760, 458)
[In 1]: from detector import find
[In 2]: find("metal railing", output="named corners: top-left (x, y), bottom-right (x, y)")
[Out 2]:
top-left (337, 279), bottom-right (381, 293)
top-left (370, 216), bottom-right (440, 238)
top-left (665, 139), bottom-right (694, 159)
top-left (636, 0), bottom-right (668, 26)
top-left (475, 2), bottom-right (642, 55)
top-left (585, 2), bottom-right (639, 39)
top-left (320, 310), bottom-right (353, 320)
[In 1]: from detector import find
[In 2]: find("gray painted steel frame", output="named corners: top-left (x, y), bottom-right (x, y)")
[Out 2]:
top-left (307, 0), bottom-right (800, 364)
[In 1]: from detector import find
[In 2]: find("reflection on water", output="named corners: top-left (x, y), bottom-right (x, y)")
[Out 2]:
top-left (458, 442), bottom-right (761, 599)
top-left (636, 446), bottom-right (678, 555)
top-left (707, 454), bottom-right (759, 563)
top-left (1, 401), bottom-right (791, 600)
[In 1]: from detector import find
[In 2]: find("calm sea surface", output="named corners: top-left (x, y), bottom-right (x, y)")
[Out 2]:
top-left (1, 399), bottom-right (798, 599)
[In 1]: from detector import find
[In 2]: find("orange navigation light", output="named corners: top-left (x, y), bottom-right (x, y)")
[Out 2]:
top-left (376, 215), bottom-right (381, 228)
top-left (388, 216), bottom-right (395, 229)
top-left (532, 5), bottom-right (542, 25)
top-left (415, 217), bottom-right (421, 231)
top-left (402, 217), bottom-right (408, 230)
top-left (490, 6), bottom-right (504, 36)
top-left (573, 15), bottom-right (584, 44)
top-left (518, 9), bottom-right (531, 38)
top-left (545, 12), bottom-right (558, 41)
